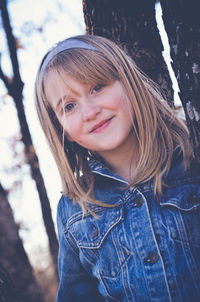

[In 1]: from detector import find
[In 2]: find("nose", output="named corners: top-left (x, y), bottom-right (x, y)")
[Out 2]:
top-left (82, 101), bottom-right (101, 121)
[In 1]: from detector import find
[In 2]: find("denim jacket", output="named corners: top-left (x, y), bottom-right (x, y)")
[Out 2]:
top-left (56, 150), bottom-right (200, 302)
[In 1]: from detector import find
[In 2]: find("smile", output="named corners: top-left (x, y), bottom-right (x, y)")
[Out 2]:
top-left (91, 117), bottom-right (113, 133)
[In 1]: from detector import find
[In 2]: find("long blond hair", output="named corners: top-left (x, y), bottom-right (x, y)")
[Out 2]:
top-left (35, 34), bottom-right (192, 209)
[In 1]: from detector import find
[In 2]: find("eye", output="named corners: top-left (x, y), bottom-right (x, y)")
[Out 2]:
top-left (64, 102), bottom-right (76, 112)
top-left (91, 84), bottom-right (105, 94)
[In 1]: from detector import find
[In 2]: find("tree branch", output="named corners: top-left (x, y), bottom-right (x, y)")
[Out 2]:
top-left (0, 0), bottom-right (23, 92)
top-left (0, 64), bottom-right (11, 91)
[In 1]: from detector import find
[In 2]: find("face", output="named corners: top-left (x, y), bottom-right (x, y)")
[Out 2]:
top-left (45, 72), bottom-right (135, 160)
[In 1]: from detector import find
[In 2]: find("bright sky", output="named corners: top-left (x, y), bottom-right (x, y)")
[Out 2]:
top-left (0, 0), bottom-right (85, 268)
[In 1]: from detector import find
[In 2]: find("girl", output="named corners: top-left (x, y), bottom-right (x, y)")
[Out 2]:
top-left (35, 35), bottom-right (200, 302)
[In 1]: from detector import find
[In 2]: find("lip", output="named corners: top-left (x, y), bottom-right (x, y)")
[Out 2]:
top-left (90, 117), bottom-right (113, 133)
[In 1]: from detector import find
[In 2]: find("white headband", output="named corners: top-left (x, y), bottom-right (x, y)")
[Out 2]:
top-left (40, 38), bottom-right (97, 72)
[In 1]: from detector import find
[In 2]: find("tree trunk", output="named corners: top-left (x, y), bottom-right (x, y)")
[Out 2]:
top-left (82, 0), bottom-right (174, 106)
top-left (160, 0), bottom-right (200, 161)
top-left (0, 264), bottom-right (22, 302)
top-left (0, 0), bottom-right (59, 274)
top-left (0, 183), bottom-right (44, 302)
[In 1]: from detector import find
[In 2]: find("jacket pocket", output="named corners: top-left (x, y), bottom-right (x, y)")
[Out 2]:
top-left (67, 206), bottom-right (131, 279)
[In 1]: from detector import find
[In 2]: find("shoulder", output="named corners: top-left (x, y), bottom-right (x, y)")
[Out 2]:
top-left (165, 148), bottom-right (200, 186)
top-left (160, 149), bottom-right (200, 209)
top-left (57, 194), bottom-right (83, 227)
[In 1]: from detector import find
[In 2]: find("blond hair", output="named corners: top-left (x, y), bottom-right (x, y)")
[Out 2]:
top-left (35, 34), bottom-right (192, 209)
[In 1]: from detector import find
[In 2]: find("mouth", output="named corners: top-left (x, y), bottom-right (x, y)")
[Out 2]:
top-left (90, 117), bottom-right (113, 133)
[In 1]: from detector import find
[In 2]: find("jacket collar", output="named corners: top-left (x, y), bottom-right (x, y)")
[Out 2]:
top-left (89, 147), bottom-right (200, 189)
top-left (89, 158), bottom-right (128, 185)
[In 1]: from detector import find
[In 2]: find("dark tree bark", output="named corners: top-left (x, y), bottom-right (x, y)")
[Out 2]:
top-left (82, 0), bottom-right (174, 106)
top-left (160, 0), bottom-right (200, 161)
top-left (0, 0), bottom-right (58, 275)
top-left (0, 264), bottom-right (22, 302)
top-left (0, 183), bottom-right (44, 302)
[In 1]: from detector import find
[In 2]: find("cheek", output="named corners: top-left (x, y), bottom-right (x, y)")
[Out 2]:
top-left (55, 112), bottom-right (82, 143)
top-left (118, 98), bottom-right (134, 121)
top-left (126, 105), bottom-right (134, 121)
top-left (63, 122), bottom-right (81, 143)
top-left (64, 126), bottom-right (76, 142)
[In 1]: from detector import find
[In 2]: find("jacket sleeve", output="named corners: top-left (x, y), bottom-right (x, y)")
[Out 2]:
top-left (56, 198), bottom-right (105, 302)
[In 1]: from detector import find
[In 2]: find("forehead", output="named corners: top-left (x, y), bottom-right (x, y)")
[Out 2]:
top-left (44, 69), bottom-right (63, 95)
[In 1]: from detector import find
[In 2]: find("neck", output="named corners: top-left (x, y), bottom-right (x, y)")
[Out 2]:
top-left (98, 130), bottom-right (139, 183)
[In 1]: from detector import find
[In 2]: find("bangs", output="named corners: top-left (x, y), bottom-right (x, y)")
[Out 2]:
top-left (48, 48), bottom-right (119, 85)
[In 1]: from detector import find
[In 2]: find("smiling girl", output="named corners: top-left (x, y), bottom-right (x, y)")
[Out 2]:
top-left (35, 35), bottom-right (200, 302)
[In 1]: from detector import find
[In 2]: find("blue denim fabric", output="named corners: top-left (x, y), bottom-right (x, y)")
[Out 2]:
top-left (56, 150), bottom-right (200, 302)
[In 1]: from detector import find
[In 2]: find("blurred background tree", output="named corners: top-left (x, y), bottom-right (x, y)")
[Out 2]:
top-left (160, 0), bottom-right (200, 162)
top-left (0, 183), bottom-right (44, 302)
top-left (0, 0), bottom-right (58, 280)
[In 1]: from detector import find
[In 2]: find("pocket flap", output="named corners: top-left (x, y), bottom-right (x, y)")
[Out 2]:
top-left (68, 206), bottom-right (122, 249)
top-left (160, 183), bottom-right (200, 211)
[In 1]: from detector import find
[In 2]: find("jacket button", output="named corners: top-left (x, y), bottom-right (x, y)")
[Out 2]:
top-left (190, 194), bottom-right (199, 204)
top-left (123, 247), bottom-right (130, 256)
top-left (91, 225), bottom-right (99, 238)
top-left (144, 251), bottom-right (159, 264)
top-left (134, 196), bottom-right (143, 207)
